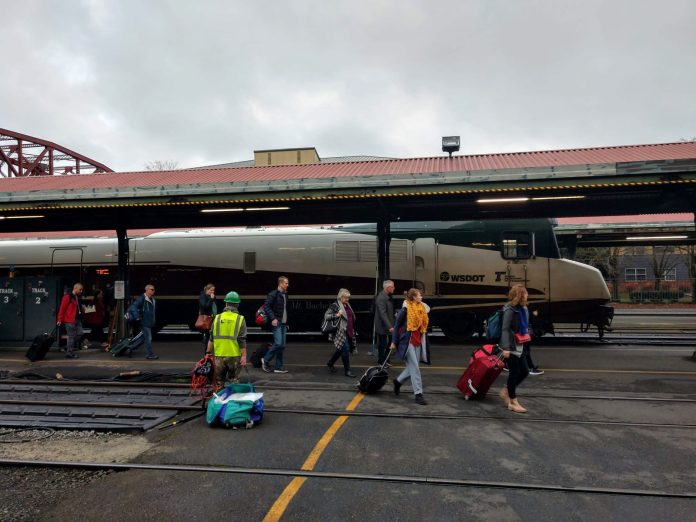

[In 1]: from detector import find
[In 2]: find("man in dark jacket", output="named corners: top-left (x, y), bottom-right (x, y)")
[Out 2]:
top-left (128, 284), bottom-right (158, 360)
top-left (261, 276), bottom-right (289, 373)
top-left (373, 280), bottom-right (395, 365)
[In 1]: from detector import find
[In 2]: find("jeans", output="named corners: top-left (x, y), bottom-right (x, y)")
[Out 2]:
top-left (264, 324), bottom-right (286, 370)
top-left (396, 343), bottom-right (423, 395)
top-left (327, 339), bottom-right (351, 373)
top-left (141, 326), bottom-right (154, 357)
top-left (65, 321), bottom-right (83, 354)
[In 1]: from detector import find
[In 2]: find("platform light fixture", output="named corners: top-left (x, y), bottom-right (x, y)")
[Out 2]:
top-left (442, 136), bottom-right (460, 158)
top-left (477, 197), bottom-right (529, 204)
top-left (0, 215), bottom-right (45, 220)
top-left (201, 206), bottom-right (289, 213)
top-left (625, 235), bottom-right (688, 241)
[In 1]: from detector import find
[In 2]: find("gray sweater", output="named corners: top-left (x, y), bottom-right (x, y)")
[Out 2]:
top-left (500, 304), bottom-right (528, 356)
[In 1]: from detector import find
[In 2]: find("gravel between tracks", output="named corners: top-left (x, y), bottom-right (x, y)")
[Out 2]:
top-left (0, 429), bottom-right (153, 522)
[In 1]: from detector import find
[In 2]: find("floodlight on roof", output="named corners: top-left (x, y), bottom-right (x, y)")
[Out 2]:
top-left (442, 136), bottom-right (460, 158)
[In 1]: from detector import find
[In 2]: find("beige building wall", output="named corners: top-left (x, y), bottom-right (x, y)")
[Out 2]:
top-left (254, 148), bottom-right (320, 166)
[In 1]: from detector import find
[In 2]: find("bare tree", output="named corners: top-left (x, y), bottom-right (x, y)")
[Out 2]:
top-left (145, 160), bottom-right (179, 171)
top-left (648, 245), bottom-right (681, 291)
top-left (677, 245), bottom-right (696, 303)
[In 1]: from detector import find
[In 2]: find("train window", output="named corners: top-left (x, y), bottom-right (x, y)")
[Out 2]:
top-left (243, 252), bottom-right (256, 273)
top-left (502, 232), bottom-right (532, 259)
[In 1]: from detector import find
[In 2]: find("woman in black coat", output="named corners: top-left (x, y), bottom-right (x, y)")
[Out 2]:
top-left (198, 283), bottom-right (217, 353)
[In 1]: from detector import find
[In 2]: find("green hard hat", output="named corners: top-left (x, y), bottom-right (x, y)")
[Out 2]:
top-left (224, 291), bottom-right (241, 304)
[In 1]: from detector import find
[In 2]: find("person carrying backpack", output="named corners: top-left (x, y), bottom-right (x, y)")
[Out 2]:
top-left (128, 284), bottom-right (158, 360)
top-left (261, 276), bottom-right (289, 373)
top-left (499, 284), bottom-right (531, 413)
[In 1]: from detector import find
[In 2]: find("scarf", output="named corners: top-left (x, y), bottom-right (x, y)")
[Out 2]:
top-left (517, 305), bottom-right (529, 334)
top-left (406, 301), bottom-right (429, 333)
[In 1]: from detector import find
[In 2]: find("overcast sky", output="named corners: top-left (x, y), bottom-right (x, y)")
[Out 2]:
top-left (2, 0), bottom-right (694, 172)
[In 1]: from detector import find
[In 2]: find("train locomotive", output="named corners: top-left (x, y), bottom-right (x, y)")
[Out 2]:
top-left (0, 218), bottom-right (613, 341)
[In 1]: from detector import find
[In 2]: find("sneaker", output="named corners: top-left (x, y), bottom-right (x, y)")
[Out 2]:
top-left (274, 368), bottom-right (288, 373)
top-left (146, 354), bottom-right (159, 360)
top-left (344, 371), bottom-right (356, 378)
top-left (529, 368), bottom-right (544, 376)
top-left (502, 366), bottom-right (509, 372)
top-left (393, 378), bottom-right (402, 396)
top-left (65, 352), bottom-right (79, 359)
top-left (261, 358), bottom-right (271, 373)
top-left (415, 393), bottom-right (427, 405)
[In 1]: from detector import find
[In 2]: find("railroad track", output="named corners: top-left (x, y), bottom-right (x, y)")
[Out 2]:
top-left (0, 458), bottom-right (694, 500)
top-left (1, 380), bottom-right (695, 431)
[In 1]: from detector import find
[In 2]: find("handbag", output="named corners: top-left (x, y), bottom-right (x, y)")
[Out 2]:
top-left (514, 332), bottom-right (532, 344)
top-left (195, 314), bottom-right (213, 331)
top-left (321, 315), bottom-right (340, 335)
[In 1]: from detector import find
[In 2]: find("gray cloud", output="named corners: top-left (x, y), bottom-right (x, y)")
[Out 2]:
top-left (1, 0), bottom-right (694, 171)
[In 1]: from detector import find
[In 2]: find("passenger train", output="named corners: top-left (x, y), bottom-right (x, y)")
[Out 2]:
top-left (0, 219), bottom-right (613, 340)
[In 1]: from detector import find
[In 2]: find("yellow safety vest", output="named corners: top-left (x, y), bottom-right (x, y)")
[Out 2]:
top-left (211, 311), bottom-right (243, 357)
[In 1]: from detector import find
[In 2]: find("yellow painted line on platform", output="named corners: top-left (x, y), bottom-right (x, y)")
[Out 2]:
top-left (545, 368), bottom-right (696, 376)
top-left (262, 392), bottom-right (366, 522)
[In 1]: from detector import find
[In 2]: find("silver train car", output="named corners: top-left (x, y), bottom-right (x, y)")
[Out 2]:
top-left (0, 219), bottom-right (613, 340)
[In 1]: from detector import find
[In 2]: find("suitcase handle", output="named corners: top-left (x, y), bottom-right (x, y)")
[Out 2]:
top-left (379, 350), bottom-right (392, 371)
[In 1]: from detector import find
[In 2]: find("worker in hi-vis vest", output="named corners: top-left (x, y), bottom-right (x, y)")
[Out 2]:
top-left (207, 291), bottom-right (247, 391)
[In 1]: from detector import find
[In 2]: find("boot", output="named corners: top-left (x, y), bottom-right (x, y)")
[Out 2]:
top-left (327, 350), bottom-right (340, 373)
top-left (415, 393), bottom-right (427, 405)
top-left (499, 387), bottom-right (510, 406)
top-left (508, 398), bottom-right (527, 413)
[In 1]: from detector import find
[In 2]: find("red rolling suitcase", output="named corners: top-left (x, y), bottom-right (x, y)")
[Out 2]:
top-left (457, 344), bottom-right (505, 400)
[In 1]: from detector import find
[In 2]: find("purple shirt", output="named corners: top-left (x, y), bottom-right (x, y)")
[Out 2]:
top-left (346, 304), bottom-right (355, 338)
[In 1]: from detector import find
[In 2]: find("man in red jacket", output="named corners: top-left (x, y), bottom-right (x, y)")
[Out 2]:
top-left (57, 283), bottom-right (85, 359)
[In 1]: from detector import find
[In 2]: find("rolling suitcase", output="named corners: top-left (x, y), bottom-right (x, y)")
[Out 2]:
top-left (457, 344), bottom-right (505, 400)
top-left (110, 331), bottom-right (144, 357)
top-left (26, 327), bottom-right (57, 362)
top-left (357, 352), bottom-right (391, 393)
top-left (250, 343), bottom-right (271, 368)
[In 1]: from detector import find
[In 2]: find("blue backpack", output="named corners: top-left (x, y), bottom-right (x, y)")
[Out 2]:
top-left (206, 383), bottom-right (264, 429)
top-left (485, 309), bottom-right (504, 340)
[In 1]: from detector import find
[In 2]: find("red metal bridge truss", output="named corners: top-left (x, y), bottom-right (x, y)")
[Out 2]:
top-left (0, 128), bottom-right (112, 177)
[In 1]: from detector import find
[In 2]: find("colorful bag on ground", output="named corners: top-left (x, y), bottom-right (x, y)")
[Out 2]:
top-left (206, 382), bottom-right (264, 429)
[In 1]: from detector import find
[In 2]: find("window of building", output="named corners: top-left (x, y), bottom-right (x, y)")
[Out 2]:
top-left (662, 268), bottom-right (677, 281)
top-left (625, 268), bottom-right (646, 281)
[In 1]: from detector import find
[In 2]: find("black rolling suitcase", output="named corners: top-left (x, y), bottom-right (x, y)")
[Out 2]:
top-left (250, 343), bottom-right (271, 368)
top-left (26, 327), bottom-right (57, 362)
top-left (110, 331), bottom-right (144, 357)
top-left (357, 352), bottom-right (391, 393)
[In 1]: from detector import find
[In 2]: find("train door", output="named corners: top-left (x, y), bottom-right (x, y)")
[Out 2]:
top-left (501, 231), bottom-right (533, 287)
top-left (51, 248), bottom-right (84, 284)
top-left (0, 277), bottom-right (24, 342)
top-left (412, 238), bottom-right (438, 295)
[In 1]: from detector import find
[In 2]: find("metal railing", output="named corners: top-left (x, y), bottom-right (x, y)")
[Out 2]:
top-left (605, 278), bottom-right (695, 304)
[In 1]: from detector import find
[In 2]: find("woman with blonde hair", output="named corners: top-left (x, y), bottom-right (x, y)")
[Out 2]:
top-left (324, 288), bottom-right (357, 378)
top-left (390, 288), bottom-right (429, 405)
top-left (499, 284), bottom-right (531, 413)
